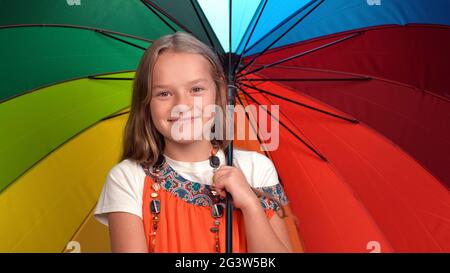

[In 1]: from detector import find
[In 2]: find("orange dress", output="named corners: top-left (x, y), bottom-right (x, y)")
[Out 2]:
top-left (140, 162), bottom-right (288, 253)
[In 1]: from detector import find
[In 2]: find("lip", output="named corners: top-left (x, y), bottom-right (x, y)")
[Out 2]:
top-left (168, 116), bottom-right (201, 122)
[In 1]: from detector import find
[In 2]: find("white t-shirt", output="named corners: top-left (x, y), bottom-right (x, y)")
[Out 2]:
top-left (94, 149), bottom-right (280, 226)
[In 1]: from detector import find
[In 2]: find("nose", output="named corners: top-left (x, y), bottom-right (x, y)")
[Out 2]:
top-left (173, 91), bottom-right (192, 107)
top-left (170, 91), bottom-right (193, 118)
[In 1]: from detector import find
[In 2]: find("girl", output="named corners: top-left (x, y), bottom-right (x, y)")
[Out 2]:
top-left (94, 32), bottom-right (292, 253)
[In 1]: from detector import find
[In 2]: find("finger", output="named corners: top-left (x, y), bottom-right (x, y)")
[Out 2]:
top-left (211, 183), bottom-right (227, 199)
top-left (213, 168), bottom-right (231, 182)
top-left (212, 173), bottom-right (228, 188)
top-left (212, 182), bottom-right (227, 195)
top-left (219, 190), bottom-right (227, 199)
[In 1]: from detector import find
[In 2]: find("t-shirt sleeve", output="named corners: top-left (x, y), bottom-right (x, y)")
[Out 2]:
top-left (235, 150), bottom-right (289, 219)
top-left (94, 161), bottom-right (143, 226)
top-left (250, 152), bottom-right (280, 187)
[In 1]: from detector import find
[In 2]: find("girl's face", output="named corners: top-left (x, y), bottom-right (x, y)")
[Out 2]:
top-left (150, 50), bottom-right (218, 144)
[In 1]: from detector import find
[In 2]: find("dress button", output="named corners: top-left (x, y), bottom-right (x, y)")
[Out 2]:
top-left (210, 227), bottom-right (219, 233)
top-left (211, 203), bottom-right (224, 218)
top-left (150, 200), bottom-right (161, 214)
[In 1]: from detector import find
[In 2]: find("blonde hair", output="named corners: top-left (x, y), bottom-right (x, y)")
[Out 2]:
top-left (122, 31), bottom-right (230, 165)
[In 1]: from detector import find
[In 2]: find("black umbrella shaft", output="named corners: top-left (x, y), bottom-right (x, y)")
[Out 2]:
top-left (225, 58), bottom-right (237, 253)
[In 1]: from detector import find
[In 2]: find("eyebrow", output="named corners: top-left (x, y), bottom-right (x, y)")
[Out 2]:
top-left (152, 78), bottom-right (209, 89)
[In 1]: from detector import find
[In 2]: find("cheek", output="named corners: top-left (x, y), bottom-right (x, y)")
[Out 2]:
top-left (150, 100), bottom-right (168, 129)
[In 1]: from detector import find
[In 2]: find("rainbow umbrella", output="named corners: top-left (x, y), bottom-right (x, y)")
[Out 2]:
top-left (1, 0), bottom-right (449, 253)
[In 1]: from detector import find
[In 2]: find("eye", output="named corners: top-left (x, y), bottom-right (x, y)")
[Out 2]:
top-left (191, 87), bottom-right (205, 93)
top-left (156, 91), bottom-right (171, 97)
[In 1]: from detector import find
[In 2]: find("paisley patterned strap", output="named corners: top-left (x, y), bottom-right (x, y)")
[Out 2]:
top-left (141, 162), bottom-right (289, 212)
top-left (254, 183), bottom-right (289, 211)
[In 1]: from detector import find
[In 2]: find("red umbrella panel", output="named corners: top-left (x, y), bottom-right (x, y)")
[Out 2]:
top-left (235, 74), bottom-right (450, 252)
top-left (248, 24), bottom-right (450, 191)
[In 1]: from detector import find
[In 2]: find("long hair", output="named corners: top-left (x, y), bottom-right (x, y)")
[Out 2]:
top-left (122, 32), bottom-right (229, 166)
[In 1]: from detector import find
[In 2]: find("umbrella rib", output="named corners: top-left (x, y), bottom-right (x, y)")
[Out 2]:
top-left (248, 64), bottom-right (450, 104)
top-left (238, 0), bottom-right (325, 74)
top-left (242, 64), bottom-right (379, 85)
top-left (97, 30), bottom-right (147, 51)
top-left (88, 76), bottom-right (134, 81)
top-left (240, 77), bottom-right (372, 82)
top-left (142, 0), bottom-right (193, 33)
top-left (238, 32), bottom-right (361, 78)
top-left (189, 0), bottom-right (221, 55)
top-left (0, 23), bottom-right (154, 43)
top-left (238, 87), bottom-right (328, 162)
top-left (234, 92), bottom-right (272, 159)
top-left (239, 82), bottom-right (359, 124)
top-left (141, 0), bottom-right (177, 32)
top-left (246, 83), bottom-right (328, 161)
top-left (101, 110), bottom-right (130, 121)
top-left (240, 76), bottom-right (338, 160)
top-left (234, 0), bottom-right (269, 74)
top-left (240, 0), bottom-right (323, 57)
top-left (0, 69), bottom-right (136, 104)
top-left (250, 64), bottom-right (373, 76)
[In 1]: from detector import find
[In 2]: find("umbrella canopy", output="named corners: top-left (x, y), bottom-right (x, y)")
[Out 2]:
top-left (0, 0), bottom-right (449, 252)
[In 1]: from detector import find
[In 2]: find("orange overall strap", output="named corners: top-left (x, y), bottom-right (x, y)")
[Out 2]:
top-left (141, 175), bottom-right (154, 252)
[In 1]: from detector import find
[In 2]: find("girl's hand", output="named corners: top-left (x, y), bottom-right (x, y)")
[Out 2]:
top-left (212, 165), bottom-right (260, 212)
